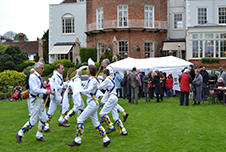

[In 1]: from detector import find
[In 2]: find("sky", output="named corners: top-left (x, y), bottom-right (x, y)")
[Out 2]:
top-left (0, 0), bottom-right (63, 41)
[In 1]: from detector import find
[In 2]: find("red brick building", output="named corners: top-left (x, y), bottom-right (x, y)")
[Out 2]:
top-left (86, 0), bottom-right (167, 61)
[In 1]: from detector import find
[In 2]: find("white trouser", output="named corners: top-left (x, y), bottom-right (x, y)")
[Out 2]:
top-left (27, 98), bottom-right (31, 116)
top-left (44, 96), bottom-right (62, 130)
top-left (100, 94), bottom-right (118, 121)
top-left (18, 97), bottom-right (47, 138)
top-left (74, 98), bottom-right (109, 144)
top-left (65, 101), bottom-right (85, 121)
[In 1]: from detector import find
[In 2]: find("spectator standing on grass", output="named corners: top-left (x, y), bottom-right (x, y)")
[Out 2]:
top-left (143, 71), bottom-right (152, 102)
top-left (208, 69), bottom-right (218, 86)
top-left (218, 67), bottom-right (226, 84)
top-left (127, 70), bottom-right (132, 103)
top-left (214, 77), bottom-right (225, 103)
top-left (192, 69), bottom-right (203, 105)
top-left (200, 66), bottom-right (209, 101)
top-left (155, 69), bottom-right (165, 101)
top-left (128, 67), bottom-right (140, 104)
top-left (165, 74), bottom-right (173, 99)
top-left (137, 70), bottom-right (143, 99)
top-left (122, 70), bottom-right (128, 99)
top-left (179, 69), bottom-right (192, 106)
top-left (189, 65), bottom-right (195, 99)
top-left (115, 71), bottom-right (123, 98)
top-left (151, 72), bottom-right (161, 103)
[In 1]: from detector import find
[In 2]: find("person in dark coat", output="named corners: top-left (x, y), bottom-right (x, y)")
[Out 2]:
top-left (143, 71), bottom-right (152, 102)
top-left (127, 70), bottom-right (132, 103)
top-left (122, 70), bottom-right (128, 99)
top-left (192, 69), bottom-right (203, 105)
top-left (179, 69), bottom-right (192, 106)
top-left (151, 72), bottom-right (161, 103)
top-left (189, 65), bottom-right (195, 99)
top-left (155, 69), bottom-right (165, 101)
top-left (200, 66), bottom-right (209, 101)
top-left (214, 77), bottom-right (225, 102)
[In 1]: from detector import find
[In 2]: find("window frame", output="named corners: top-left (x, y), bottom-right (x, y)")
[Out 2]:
top-left (117, 5), bottom-right (128, 28)
top-left (118, 40), bottom-right (128, 60)
top-left (173, 13), bottom-right (183, 30)
top-left (97, 42), bottom-right (104, 62)
top-left (62, 13), bottom-right (75, 35)
top-left (96, 7), bottom-right (104, 30)
top-left (144, 41), bottom-right (154, 58)
top-left (197, 7), bottom-right (208, 25)
top-left (144, 5), bottom-right (155, 28)
top-left (218, 6), bottom-right (226, 25)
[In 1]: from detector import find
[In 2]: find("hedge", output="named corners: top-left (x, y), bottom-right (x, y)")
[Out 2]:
top-left (201, 58), bottom-right (220, 64)
top-left (42, 64), bottom-right (54, 77)
top-left (14, 62), bottom-right (35, 72)
top-left (23, 66), bottom-right (34, 75)
top-left (51, 59), bottom-right (74, 69)
top-left (80, 48), bottom-right (97, 63)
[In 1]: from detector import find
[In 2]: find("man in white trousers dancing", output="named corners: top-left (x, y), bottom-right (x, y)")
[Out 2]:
top-left (44, 64), bottom-right (69, 133)
top-left (98, 69), bottom-right (127, 135)
top-left (101, 59), bottom-right (129, 125)
top-left (16, 62), bottom-right (54, 143)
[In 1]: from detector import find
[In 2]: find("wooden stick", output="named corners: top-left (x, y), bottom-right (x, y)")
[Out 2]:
top-left (42, 95), bottom-right (49, 112)
top-left (96, 65), bottom-right (103, 77)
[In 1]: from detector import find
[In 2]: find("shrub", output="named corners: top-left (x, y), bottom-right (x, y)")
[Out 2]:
top-left (80, 48), bottom-right (97, 63)
top-left (23, 65), bottom-right (34, 75)
top-left (82, 62), bottom-right (88, 66)
top-left (0, 70), bottom-right (26, 91)
top-left (51, 59), bottom-right (74, 69)
top-left (70, 71), bottom-right (76, 79)
top-left (99, 49), bottom-right (113, 65)
top-left (75, 64), bottom-right (82, 70)
top-left (81, 70), bottom-right (86, 75)
top-left (23, 60), bottom-right (36, 64)
top-left (201, 58), bottom-right (220, 64)
top-left (0, 92), bottom-right (11, 100)
top-left (42, 64), bottom-right (54, 77)
top-left (14, 62), bottom-right (35, 72)
top-left (95, 62), bottom-right (100, 68)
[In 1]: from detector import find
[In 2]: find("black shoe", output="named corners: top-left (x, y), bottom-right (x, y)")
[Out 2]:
top-left (68, 141), bottom-right (81, 146)
top-left (121, 132), bottom-right (128, 136)
top-left (192, 101), bottom-right (197, 105)
top-left (103, 140), bottom-right (111, 147)
top-left (44, 129), bottom-right (54, 132)
top-left (106, 127), bottom-right (116, 134)
top-left (36, 137), bottom-right (48, 141)
top-left (123, 113), bottom-right (129, 122)
top-left (180, 104), bottom-right (183, 106)
top-left (15, 133), bottom-right (22, 143)
top-left (198, 102), bottom-right (200, 105)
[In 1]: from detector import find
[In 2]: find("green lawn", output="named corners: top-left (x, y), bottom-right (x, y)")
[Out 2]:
top-left (1, 97), bottom-right (226, 152)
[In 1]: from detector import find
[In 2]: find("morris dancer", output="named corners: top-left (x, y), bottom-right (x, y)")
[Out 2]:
top-left (44, 64), bottom-right (69, 133)
top-left (15, 62), bottom-right (54, 143)
top-left (98, 69), bottom-right (127, 135)
top-left (68, 65), bottom-right (111, 147)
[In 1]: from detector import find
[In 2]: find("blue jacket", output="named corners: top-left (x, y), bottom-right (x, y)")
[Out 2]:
top-left (115, 74), bottom-right (123, 89)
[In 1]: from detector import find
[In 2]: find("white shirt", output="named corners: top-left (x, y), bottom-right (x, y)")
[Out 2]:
top-left (98, 76), bottom-right (116, 96)
top-left (81, 76), bottom-right (98, 100)
top-left (52, 70), bottom-right (64, 94)
top-left (29, 71), bottom-right (47, 97)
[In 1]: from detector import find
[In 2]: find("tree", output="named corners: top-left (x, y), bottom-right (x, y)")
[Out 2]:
top-left (0, 45), bottom-right (28, 70)
top-left (42, 29), bottom-right (49, 63)
top-left (0, 43), bottom-right (9, 51)
top-left (3, 31), bottom-right (16, 40)
top-left (14, 33), bottom-right (29, 41)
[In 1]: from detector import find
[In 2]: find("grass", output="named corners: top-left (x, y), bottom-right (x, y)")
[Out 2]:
top-left (1, 97), bottom-right (226, 152)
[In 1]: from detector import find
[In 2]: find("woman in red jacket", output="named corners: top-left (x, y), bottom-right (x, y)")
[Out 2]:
top-left (165, 74), bottom-right (173, 99)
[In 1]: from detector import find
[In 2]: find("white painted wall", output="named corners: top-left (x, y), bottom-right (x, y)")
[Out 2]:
top-left (49, 2), bottom-right (87, 64)
top-left (168, 0), bottom-right (186, 39)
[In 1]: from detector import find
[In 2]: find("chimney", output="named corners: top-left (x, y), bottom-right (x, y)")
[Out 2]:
top-left (19, 33), bottom-right (25, 42)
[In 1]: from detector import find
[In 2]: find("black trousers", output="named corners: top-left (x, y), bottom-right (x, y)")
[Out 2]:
top-left (180, 92), bottom-right (189, 106)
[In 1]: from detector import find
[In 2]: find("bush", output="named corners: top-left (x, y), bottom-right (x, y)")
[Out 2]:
top-left (0, 70), bottom-right (26, 91)
top-left (99, 49), bottom-right (113, 65)
top-left (23, 60), bottom-right (36, 64)
top-left (51, 59), bottom-right (74, 69)
top-left (14, 62), bottom-right (35, 72)
top-left (95, 62), bottom-right (100, 68)
top-left (23, 65), bottom-right (34, 75)
top-left (75, 64), bottom-right (82, 70)
top-left (82, 62), bottom-right (88, 66)
top-left (0, 92), bottom-right (11, 100)
top-left (80, 48), bottom-right (97, 63)
top-left (201, 58), bottom-right (220, 64)
top-left (42, 64), bottom-right (54, 77)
